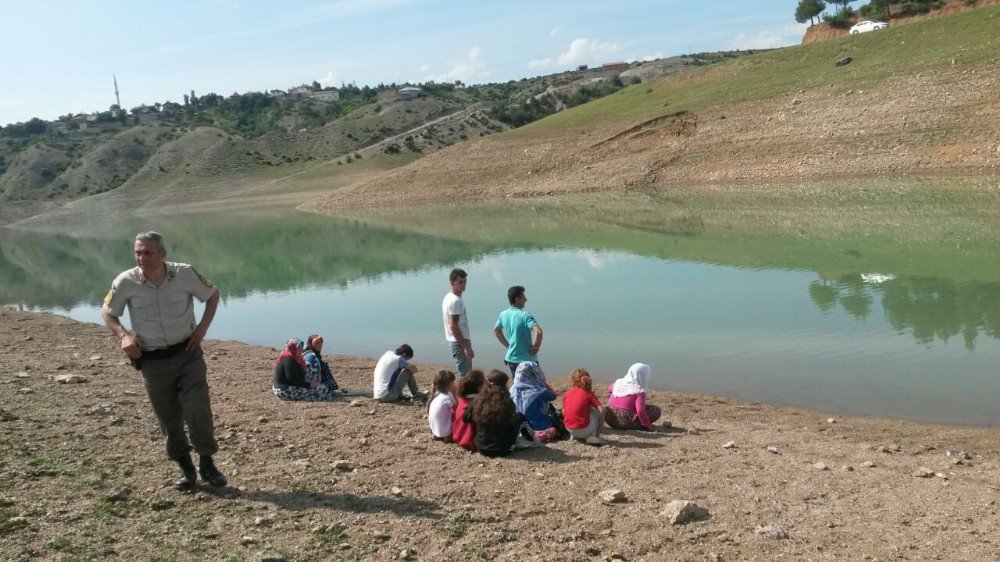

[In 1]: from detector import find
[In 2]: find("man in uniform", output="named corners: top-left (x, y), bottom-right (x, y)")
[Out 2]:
top-left (101, 231), bottom-right (227, 489)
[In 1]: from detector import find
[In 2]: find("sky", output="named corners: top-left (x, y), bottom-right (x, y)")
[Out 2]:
top-left (0, 0), bottom-right (832, 126)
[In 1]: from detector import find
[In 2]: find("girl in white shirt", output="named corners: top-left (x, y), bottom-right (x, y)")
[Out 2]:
top-left (428, 370), bottom-right (457, 442)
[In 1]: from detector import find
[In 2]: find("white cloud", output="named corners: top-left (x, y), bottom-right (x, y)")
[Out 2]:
top-left (732, 23), bottom-right (808, 50)
top-left (316, 72), bottom-right (338, 88)
top-left (549, 26), bottom-right (562, 37)
top-left (641, 52), bottom-right (664, 62)
top-left (424, 45), bottom-right (488, 83)
top-left (528, 37), bottom-right (621, 69)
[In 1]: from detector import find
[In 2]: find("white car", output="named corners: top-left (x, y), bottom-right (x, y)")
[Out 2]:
top-left (850, 20), bottom-right (889, 34)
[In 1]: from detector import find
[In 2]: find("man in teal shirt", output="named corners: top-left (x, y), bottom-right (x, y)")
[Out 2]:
top-left (493, 285), bottom-right (544, 375)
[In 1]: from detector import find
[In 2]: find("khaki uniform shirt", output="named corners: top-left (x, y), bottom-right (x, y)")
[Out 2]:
top-left (103, 262), bottom-right (217, 350)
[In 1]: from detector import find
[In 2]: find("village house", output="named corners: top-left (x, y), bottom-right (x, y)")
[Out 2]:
top-left (288, 84), bottom-right (312, 98)
top-left (310, 90), bottom-right (339, 102)
top-left (396, 86), bottom-right (422, 101)
top-left (70, 113), bottom-right (96, 130)
top-left (131, 105), bottom-right (160, 124)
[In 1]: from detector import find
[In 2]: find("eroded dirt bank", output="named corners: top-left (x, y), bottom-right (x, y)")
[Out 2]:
top-left (2, 308), bottom-right (999, 560)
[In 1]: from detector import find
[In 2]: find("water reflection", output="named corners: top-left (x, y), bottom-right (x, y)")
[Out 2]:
top-left (812, 275), bottom-right (1000, 350)
top-left (2, 199), bottom-right (1000, 425)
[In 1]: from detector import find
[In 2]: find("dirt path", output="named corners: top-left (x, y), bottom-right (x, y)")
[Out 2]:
top-left (2, 307), bottom-right (999, 561)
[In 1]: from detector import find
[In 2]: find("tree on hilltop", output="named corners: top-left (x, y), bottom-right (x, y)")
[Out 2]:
top-left (795, 0), bottom-right (826, 26)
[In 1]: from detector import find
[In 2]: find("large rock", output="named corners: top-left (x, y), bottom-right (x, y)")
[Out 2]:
top-left (660, 500), bottom-right (709, 524)
top-left (55, 374), bottom-right (88, 384)
top-left (598, 489), bottom-right (626, 504)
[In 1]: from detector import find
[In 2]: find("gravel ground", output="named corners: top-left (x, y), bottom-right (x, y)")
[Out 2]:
top-left (2, 307), bottom-right (999, 561)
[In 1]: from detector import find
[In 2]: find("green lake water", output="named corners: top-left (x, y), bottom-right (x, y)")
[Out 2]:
top-left (2, 197), bottom-right (999, 426)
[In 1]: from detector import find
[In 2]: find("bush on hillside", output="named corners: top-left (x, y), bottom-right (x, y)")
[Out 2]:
top-left (822, 7), bottom-right (855, 27)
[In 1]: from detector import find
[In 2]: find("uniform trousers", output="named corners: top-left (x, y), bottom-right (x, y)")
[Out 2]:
top-left (140, 347), bottom-right (219, 460)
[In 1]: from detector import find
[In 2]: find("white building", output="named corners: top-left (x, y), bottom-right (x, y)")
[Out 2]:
top-left (310, 90), bottom-right (339, 102)
top-left (396, 86), bottom-right (422, 101)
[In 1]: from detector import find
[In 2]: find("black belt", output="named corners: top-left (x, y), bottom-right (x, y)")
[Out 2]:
top-left (130, 337), bottom-right (191, 370)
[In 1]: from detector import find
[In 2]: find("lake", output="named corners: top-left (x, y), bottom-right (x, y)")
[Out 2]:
top-left (2, 197), bottom-right (999, 426)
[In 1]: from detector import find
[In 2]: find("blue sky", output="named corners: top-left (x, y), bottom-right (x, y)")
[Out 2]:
top-left (0, 1), bottom-right (836, 126)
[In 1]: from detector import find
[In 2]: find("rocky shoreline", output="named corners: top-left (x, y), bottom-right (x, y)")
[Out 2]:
top-left (1, 307), bottom-right (999, 560)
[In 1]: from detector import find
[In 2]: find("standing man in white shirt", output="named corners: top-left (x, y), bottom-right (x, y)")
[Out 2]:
top-left (442, 268), bottom-right (474, 377)
top-left (101, 231), bottom-right (227, 490)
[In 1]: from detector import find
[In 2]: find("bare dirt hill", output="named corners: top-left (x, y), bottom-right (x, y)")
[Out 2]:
top-left (311, 10), bottom-right (1000, 212)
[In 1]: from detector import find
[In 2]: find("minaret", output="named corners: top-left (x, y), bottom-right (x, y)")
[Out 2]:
top-left (113, 74), bottom-right (121, 109)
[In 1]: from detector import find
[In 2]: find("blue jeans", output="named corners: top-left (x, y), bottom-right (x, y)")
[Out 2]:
top-left (449, 340), bottom-right (472, 377)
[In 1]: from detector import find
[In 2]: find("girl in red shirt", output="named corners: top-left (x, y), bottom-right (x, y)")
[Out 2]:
top-left (561, 368), bottom-right (605, 446)
top-left (452, 369), bottom-right (485, 451)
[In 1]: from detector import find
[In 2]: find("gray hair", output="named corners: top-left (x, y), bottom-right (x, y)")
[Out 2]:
top-left (135, 231), bottom-right (166, 250)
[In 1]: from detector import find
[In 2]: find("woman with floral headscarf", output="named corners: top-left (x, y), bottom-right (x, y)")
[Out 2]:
top-left (303, 334), bottom-right (348, 394)
top-left (510, 361), bottom-right (560, 441)
top-left (272, 338), bottom-right (333, 401)
top-left (605, 363), bottom-right (661, 430)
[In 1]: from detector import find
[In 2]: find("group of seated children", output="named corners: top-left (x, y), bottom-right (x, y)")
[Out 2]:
top-left (271, 335), bottom-right (350, 401)
top-left (427, 361), bottom-right (662, 457)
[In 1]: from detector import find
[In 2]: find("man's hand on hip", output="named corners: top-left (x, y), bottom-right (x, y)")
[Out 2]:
top-left (120, 332), bottom-right (142, 359)
top-left (186, 324), bottom-right (208, 351)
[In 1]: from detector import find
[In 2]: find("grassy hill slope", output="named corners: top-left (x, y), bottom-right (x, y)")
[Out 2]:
top-left (313, 5), bottom-right (1000, 210)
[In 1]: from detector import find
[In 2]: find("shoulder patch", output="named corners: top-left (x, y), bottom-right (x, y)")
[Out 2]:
top-left (103, 288), bottom-right (114, 308)
top-left (191, 267), bottom-right (214, 289)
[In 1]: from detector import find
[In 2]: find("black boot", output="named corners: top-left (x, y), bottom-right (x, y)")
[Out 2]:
top-left (199, 455), bottom-right (227, 488)
top-left (175, 454), bottom-right (198, 490)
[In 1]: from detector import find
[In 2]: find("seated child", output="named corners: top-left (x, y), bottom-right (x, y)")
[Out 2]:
top-left (466, 370), bottom-right (529, 458)
top-left (452, 369), bottom-right (485, 451)
top-left (605, 363), bottom-right (662, 430)
top-left (510, 361), bottom-right (560, 442)
top-left (428, 370), bottom-right (457, 442)
top-left (562, 368), bottom-right (605, 445)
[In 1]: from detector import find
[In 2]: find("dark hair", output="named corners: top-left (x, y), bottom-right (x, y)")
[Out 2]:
top-left (487, 369), bottom-right (508, 387)
top-left (395, 344), bottom-right (414, 359)
top-left (449, 268), bottom-right (467, 283)
top-left (474, 370), bottom-right (516, 427)
top-left (432, 370), bottom-right (456, 394)
top-left (458, 370), bottom-right (485, 397)
top-left (570, 368), bottom-right (592, 392)
top-left (507, 285), bottom-right (525, 305)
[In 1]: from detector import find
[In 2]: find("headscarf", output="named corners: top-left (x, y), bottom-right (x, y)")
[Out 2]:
top-left (611, 363), bottom-right (650, 397)
top-left (277, 338), bottom-right (306, 371)
top-left (510, 361), bottom-right (548, 414)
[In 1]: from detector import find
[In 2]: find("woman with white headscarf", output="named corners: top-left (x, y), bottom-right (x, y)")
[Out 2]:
top-left (605, 363), bottom-right (662, 430)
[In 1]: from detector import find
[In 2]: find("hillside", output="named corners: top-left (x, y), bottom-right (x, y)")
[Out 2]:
top-left (0, 52), bottom-right (756, 223)
top-left (802, 0), bottom-right (1000, 44)
top-left (310, 5), bottom-right (1000, 211)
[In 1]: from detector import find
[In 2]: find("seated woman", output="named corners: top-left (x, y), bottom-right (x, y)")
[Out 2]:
top-left (452, 369), bottom-right (485, 451)
top-left (466, 370), bottom-right (528, 458)
top-left (372, 344), bottom-right (426, 403)
top-left (272, 339), bottom-right (333, 401)
top-left (605, 363), bottom-right (662, 430)
top-left (562, 368), bottom-right (605, 445)
top-left (510, 361), bottom-right (560, 441)
top-left (303, 334), bottom-right (348, 394)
